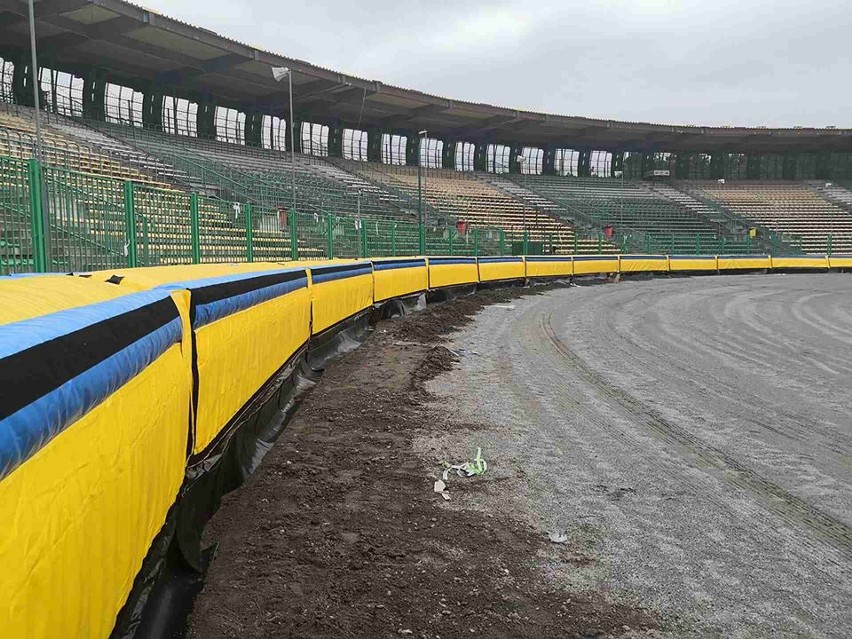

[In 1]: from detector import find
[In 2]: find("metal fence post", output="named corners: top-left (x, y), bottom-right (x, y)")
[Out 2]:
top-left (289, 209), bottom-right (299, 261)
top-left (391, 221), bottom-right (397, 256)
top-left (827, 234), bottom-right (833, 256)
top-left (500, 229), bottom-right (506, 256)
top-left (361, 221), bottom-right (368, 258)
top-left (599, 232), bottom-right (604, 255)
top-left (327, 214), bottom-right (334, 259)
top-left (419, 223), bottom-right (425, 256)
top-left (449, 227), bottom-right (454, 255)
top-left (473, 228), bottom-right (479, 256)
top-left (27, 158), bottom-right (46, 272)
top-left (244, 203), bottom-right (254, 262)
top-left (573, 233), bottom-right (578, 255)
top-left (523, 229), bottom-right (529, 255)
top-left (123, 181), bottom-right (138, 267)
top-left (190, 193), bottom-right (201, 264)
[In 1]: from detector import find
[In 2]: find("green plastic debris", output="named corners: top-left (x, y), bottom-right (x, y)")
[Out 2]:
top-left (442, 448), bottom-right (487, 481)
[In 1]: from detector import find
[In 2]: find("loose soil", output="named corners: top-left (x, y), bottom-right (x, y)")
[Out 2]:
top-left (186, 283), bottom-right (661, 639)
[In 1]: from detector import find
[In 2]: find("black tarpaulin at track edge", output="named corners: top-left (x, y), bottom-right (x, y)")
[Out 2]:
top-left (111, 346), bottom-right (314, 639)
top-left (306, 308), bottom-right (374, 371)
top-left (426, 283), bottom-right (477, 303)
top-left (374, 292), bottom-right (427, 320)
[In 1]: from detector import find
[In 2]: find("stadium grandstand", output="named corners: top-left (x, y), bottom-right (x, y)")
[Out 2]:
top-left (1, 0), bottom-right (852, 273)
top-left (3, 3), bottom-right (852, 639)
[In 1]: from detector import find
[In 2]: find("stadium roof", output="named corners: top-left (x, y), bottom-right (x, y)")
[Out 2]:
top-left (2, 0), bottom-right (851, 152)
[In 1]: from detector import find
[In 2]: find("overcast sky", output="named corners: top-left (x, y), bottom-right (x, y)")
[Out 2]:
top-left (141, 0), bottom-right (851, 128)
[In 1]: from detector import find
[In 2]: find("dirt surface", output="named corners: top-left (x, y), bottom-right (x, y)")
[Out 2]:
top-left (428, 273), bottom-right (852, 638)
top-left (187, 284), bottom-right (662, 639)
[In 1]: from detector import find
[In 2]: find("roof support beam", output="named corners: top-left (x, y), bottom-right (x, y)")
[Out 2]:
top-left (378, 103), bottom-right (448, 127)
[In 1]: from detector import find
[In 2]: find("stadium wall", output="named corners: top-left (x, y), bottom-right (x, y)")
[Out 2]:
top-left (0, 252), bottom-right (845, 638)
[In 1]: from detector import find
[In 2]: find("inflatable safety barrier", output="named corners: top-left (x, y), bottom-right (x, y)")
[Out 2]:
top-left (1, 251), bottom-right (849, 638)
top-left (770, 255), bottom-right (830, 270)
top-left (668, 255), bottom-right (718, 271)
top-left (572, 254), bottom-right (620, 275)
top-left (477, 256), bottom-right (526, 282)
top-left (85, 263), bottom-right (312, 456)
top-left (524, 255), bottom-right (573, 278)
top-left (0, 276), bottom-right (190, 639)
top-left (828, 254), bottom-right (852, 269)
top-left (717, 254), bottom-right (771, 270)
top-left (303, 260), bottom-right (374, 334)
top-left (619, 254), bottom-right (669, 273)
top-left (427, 256), bottom-right (479, 288)
top-left (371, 257), bottom-right (429, 302)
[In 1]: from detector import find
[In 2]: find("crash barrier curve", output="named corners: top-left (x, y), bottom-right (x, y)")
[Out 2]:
top-left (0, 252), bottom-right (848, 638)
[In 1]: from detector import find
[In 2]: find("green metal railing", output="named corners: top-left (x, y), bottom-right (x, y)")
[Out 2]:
top-left (0, 156), bottom-right (606, 274)
top-left (1, 155), bottom-right (837, 276)
top-left (0, 156), bottom-right (37, 272)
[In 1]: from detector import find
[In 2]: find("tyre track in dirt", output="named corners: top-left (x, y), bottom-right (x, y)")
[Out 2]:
top-left (598, 289), bottom-right (852, 460)
top-left (540, 311), bottom-right (852, 560)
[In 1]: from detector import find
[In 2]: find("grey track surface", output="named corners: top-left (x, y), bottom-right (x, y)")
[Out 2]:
top-left (426, 274), bottom-right (852, 638)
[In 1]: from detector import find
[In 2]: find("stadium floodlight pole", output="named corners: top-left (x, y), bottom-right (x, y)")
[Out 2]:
top-left (417, 130), bottom-right (427, 228)
top-left (27, 0), bottom-right (52, 268)
top-left (26, 0), bottom-right (43, 163)
top-left (271, 66), bottom-right (297, 212)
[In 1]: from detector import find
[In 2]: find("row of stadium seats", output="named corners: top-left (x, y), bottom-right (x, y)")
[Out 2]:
top-left (89, 121), bottom-right (419, 222)
top-left (502, 174), bottom-right (755, 254)
top-left (339, 161), bottom-right (617, 254)
top-left (0, 107), bottom-right (170, 186)
top-left (680, 181), bottom-right (852, 254)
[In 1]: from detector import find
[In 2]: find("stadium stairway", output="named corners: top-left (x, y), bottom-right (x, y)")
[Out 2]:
top-left (807, 181), bottom-right (852, 212)
top-left (649, 182), bottom-right (771, 253)
top-left (478, 173), bottom-right (618, 254)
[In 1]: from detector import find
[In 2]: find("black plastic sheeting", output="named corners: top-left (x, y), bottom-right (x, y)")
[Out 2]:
top-left (425, 283), bottom-right (477, 303)
top-left (111, 309), bottom-right (376, 639)
top-left (374, 292), bottom-right (427, 321)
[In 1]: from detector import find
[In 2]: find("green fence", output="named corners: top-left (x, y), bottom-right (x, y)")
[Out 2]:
top-left (0, 156), bottom-right (37, 272)
top-left (1, 155), bottom-right (836, 275)
top-left (0, 156), bottom-right (554, 274)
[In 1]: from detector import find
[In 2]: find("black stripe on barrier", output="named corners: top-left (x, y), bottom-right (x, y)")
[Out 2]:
top-left (189, 270), bottom-right (307, 311)
top-left (310, 262), bottom-right (371, 276)
top-left (0, 298), bottom-right (178, 420)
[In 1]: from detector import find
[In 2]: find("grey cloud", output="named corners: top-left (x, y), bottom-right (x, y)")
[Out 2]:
top-left (144, 0), bottom-right (852, 127)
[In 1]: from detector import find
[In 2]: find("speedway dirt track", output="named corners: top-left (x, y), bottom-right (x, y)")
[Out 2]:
top-left (430, 273), bottom-right (852, 637)
top-left (189, 273), bottom-right (851, 638)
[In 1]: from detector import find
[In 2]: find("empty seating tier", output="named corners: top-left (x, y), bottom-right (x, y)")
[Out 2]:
top-left (681, 181), bottom-right (852, 254)
top-left (89, 122), bottom-right (414, 223)
top-left (506, 175), bottom-right (747, 254)
top-left (340, 162), bottom-right (616, 255)
top-left (0, 107), bottom-right (169, 187)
